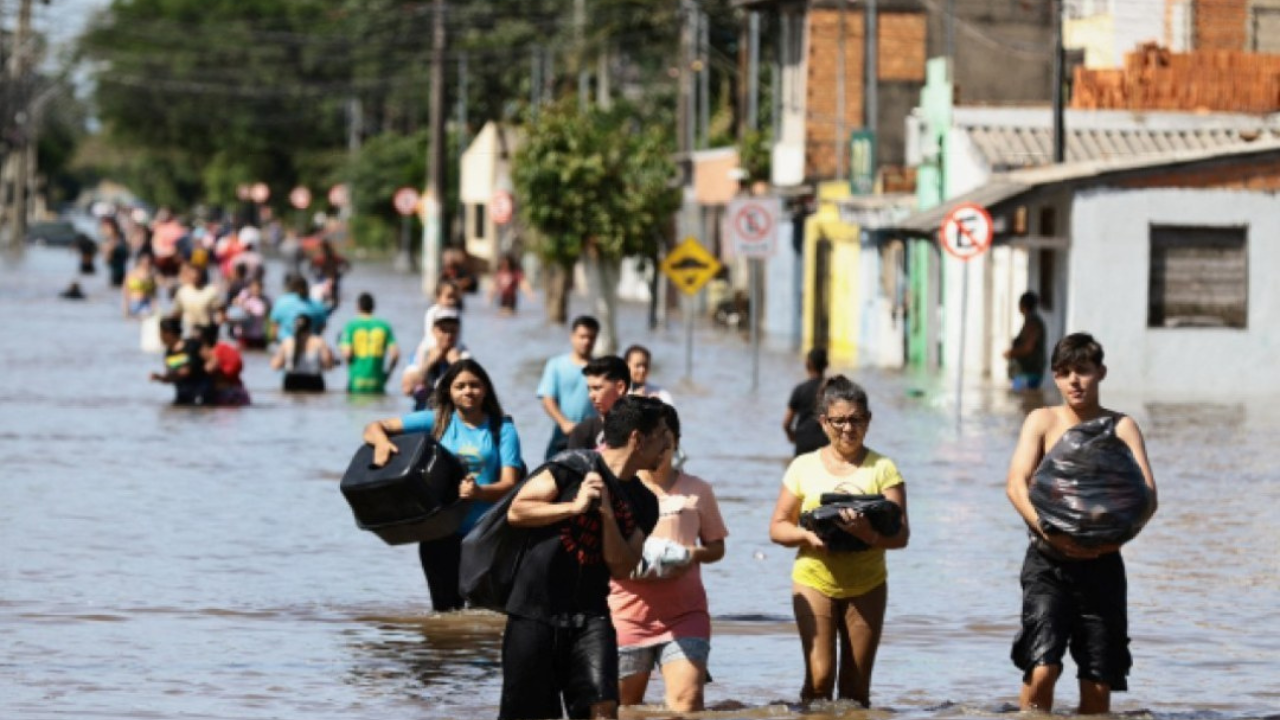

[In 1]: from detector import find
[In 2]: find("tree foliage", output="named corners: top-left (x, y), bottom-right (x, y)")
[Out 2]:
top-left (514, 99), bottom-right (679, 267)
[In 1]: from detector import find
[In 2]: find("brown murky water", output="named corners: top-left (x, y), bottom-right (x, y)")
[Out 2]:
top-left (2, 245), bottom-right (1277, 720)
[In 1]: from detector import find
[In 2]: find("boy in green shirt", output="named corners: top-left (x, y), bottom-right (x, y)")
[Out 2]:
top-left (340, 292), bottom-right (399, 393)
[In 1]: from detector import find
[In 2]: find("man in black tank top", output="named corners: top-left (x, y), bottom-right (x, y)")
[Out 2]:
top-left (1005, 292), bottom-right (1047, 391)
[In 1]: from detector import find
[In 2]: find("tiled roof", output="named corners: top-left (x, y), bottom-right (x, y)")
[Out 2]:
top-left (954, 107), bottom-right (1280, 171)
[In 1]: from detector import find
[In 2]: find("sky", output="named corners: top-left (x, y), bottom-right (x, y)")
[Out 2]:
top-left (5, 0), bottom-right (109, 61)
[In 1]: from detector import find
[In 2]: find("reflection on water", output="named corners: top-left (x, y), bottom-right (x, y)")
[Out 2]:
top-left (2, 246), bottom-right (1278, 720)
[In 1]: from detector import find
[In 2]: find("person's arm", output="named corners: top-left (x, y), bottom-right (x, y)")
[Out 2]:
top-left (1004, 320), bottom-right (1042, 359)
top-left (508, 469), bottom-right (595, 528)
top-left (385, 342), bottom-right (400, 373)
top-left (269, 339), bottom-right (289, 370)
top-left (318, 339), bottom-right (336, 369)
top-left (769, 484), bottom-right (825, 551)
top-left (1115, 415), bottom-right (1158, 522)
top-left (461, 421), bottom-right (522, 502)
top-left (363, 417), bottom-right (405, 466)
top-left (541, 395), bottom-right (575, 435)
top-left (690, 538), bottom-right (725, 564)
top-left (536, 361), bottom-right (575, 434)
top-left (597, 479), bottom-right (646, 579)
top-left (339, 324), bottom-right (353, 363)
top-left (782, 407), bottom-right (797, 443)
top-left (1006, 409), bottom-right (1050, 530)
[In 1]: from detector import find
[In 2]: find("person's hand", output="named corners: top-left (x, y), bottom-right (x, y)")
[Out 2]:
top-left (371, 439), bottom-right (398, 468)
top-left (800, 528), bottom-right (827, 552)
top-left (1002, 348), bottom-right (1013, 359)
top-left (458, 474), bottom-right (478, 500)
top-left (149, 371), bottom-right (164, 383)
top-left (836, 508), bottom-right (879, 545)
top-left (559, 419), bottom-right (577, 435)
top-left (572, 472), bottom-right (605, 515)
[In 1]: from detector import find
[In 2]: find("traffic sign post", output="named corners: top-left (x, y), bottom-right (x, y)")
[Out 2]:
top-left (939, 202), bottom-right (994, 431)
top-left (393, 187), bottom-right (421, 272)
top-left (660, 237), bottom-right (722, 381)
top-left (491, 189), bottom-right (514, 226)
top-left (726, 197), bottom-right (780, 391)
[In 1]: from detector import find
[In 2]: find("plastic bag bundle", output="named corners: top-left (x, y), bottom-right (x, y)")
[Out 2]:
top-left (631, 537), bottom-right (693, 579)
top-left (1030, 415), bottom-right (1152, 547)
top-left (800, 493), bottom-right (902, 552)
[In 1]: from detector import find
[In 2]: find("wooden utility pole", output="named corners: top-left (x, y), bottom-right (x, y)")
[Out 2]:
top-left (6, 0), bottom-right (34, 247)
top-left (423, 0), bottom-right (447, 294)
top-left (678, 0), bottom-right (694, 156)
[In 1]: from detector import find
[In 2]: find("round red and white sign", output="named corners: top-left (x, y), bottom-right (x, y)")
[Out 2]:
top-left (250, 182), bottom-right (271, 204)
top-left (393, 187), bottom-right (420, 217)
top-left (289, 186), bottom-right (312, 210)
top-left (491, 189), bottom-right (514, 226)
top-left (939, 202), bottom-right (994, 261)
top-left (328, 183), bottom-right (350, 208)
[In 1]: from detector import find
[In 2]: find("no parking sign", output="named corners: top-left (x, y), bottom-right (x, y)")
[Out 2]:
top-left (939, 202), bottom-right (993, 260)
top-left (726, 196), bottom-right (781, 258)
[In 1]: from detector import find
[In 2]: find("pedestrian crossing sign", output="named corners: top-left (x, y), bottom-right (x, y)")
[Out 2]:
top-left (661, 237), bottom-right (722, 296)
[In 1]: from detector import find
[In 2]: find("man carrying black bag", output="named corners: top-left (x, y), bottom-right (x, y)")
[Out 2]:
top-left (497, 395), bottom-right (668, 720)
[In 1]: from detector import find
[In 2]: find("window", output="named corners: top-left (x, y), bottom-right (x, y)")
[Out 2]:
top-left (1037, 249), bottom-right (1055, 312)
top-left (473, 203), bottom-right (486, 240)
top-left (1251, 4), bottom-right (1280, 53)
top-left (1148, 225), bottom-right (1248, 329)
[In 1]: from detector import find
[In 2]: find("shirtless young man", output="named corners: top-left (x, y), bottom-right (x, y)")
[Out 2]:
top-left (1005, 332), bottom-right (1158, 715)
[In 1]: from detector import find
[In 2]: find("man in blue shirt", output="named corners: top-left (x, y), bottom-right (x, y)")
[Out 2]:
top-left (269, 275), bottom-right (330, 340)
top-left (536, 315), bottom-right (599, 459)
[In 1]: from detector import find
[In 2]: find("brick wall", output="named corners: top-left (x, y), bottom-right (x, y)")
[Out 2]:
top-left (1194, 0), bottom-right (1248, 50)
top-left (1071, 42), bottom-right (1280, 112)
top-left (804, 9), bottom-right (925, 180)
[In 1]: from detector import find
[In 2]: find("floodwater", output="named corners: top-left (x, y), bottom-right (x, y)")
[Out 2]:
top-left (2, 245), bottom-right (1277, 720)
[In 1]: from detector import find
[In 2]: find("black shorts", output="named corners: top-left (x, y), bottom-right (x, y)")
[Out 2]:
top-left (1012, 544), bottom-right (1131, 691)
top-left (499, 614), bottom-right (618, 720)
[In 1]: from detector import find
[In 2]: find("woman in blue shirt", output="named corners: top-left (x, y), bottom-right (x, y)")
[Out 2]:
top-left (363, 358), bottom-right (524, 612)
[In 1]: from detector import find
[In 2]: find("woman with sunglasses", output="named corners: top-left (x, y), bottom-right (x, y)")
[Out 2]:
top-left (363, 358), bottom-right (524, 612)
top-left (768, 375), bottom-right (910, 707)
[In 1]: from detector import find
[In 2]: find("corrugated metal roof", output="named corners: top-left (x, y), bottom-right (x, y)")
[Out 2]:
top-left (893, 137), bottom-right (1280, 235)
top-left (963, 124), bottom-right (1280, 170)
top-left (954, 107), bottom-right (1280, 171)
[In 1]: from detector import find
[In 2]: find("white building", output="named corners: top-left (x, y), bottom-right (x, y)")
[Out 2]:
top-left (895, 139), bottom-right (1280, 398)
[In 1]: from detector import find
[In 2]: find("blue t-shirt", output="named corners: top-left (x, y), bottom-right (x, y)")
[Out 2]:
top-left (400, 410), bottom-right (523, 533)
top-left (270, 293), bottom-right (330, 339)
top-left (536, 353), bottom-right (595, 441)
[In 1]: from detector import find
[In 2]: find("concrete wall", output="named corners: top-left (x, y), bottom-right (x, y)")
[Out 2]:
top-left (1069, 188), bottom-right (1280, 398)
top-left (925, 0), bottom-right (1054, 105)
top-left (764, 219), bottom-right (801, 346)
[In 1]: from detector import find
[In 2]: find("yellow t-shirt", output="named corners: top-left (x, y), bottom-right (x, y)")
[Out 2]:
top-left (782, 448), bottom-right (904, 598)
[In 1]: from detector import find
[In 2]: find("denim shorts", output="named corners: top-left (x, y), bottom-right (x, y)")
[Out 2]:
top-left (618, 637), bottom-right (711, 678)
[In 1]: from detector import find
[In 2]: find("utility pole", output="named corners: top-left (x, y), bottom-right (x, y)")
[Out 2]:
top-left (1052, 0), bottom-right (1066, 163)
top-left (747, 11), bottom-right (760, 132)
top-left (423, 0), bottom-right (447, 294)
top-left (6, 0), bottom-right (34, 247)
top-left (457, 51), bottom-right (469, 149)
top-left (865, 0), bottom-right (879, 176)
top-left (530, 46), bottom-right (542, 117)
top-left (576, 0), bottom-right (588, 110)
top-left (597, 45), bottom-right (612, 109)
top-left (678, 0), bottom-right (694, 156)
top-left (698, 8), bottom-right (709, 150)
top-left (835, 0), bottom-right (847, 180)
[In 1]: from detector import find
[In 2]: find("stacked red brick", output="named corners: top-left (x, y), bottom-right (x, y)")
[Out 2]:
top-left (1072, 42), bottom-right (1280, 114)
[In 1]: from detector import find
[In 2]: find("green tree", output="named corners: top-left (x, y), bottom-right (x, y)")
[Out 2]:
top-left (514, 99), bottom-right (679, 349)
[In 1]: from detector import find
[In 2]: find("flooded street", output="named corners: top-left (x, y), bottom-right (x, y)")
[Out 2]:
top-left (2, 245), bottom-right (1277, 720)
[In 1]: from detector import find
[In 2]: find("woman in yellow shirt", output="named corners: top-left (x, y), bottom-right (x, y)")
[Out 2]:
top-left (769, 375), bottom-right (910, 707)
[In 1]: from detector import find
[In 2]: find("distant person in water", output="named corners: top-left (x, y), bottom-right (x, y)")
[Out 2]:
top-left (150, 318), bottom-right (211, 405)
top-left (199, 325), bottom-right (251, 407)
top-left (270, 314), bottom-right (335, 392)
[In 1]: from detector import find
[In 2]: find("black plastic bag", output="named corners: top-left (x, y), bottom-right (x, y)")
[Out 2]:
top-left (1030, 415), bottom-right (1152, 547)
top-left (800, 493), bottom-right (902, 552)
top-left (459, 450), bottom-right (599, 612)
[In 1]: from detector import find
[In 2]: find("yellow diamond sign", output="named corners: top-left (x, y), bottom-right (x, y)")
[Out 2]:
top-left (661, 236), bottom-right (722, 296)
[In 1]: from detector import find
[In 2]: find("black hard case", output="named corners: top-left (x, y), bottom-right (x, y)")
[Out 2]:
top-left (340, 433), bottom-right (469, 545)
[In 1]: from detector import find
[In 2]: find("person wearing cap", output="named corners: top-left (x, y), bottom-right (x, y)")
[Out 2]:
top-left (401, 306), bottom-right (470, 410)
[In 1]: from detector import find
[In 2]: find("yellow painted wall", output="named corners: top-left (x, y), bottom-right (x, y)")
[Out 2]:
top-left (803, 182), bottom-right (861, 364)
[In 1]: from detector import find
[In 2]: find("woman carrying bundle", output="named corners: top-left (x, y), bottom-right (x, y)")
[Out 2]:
top-left (768, 375), bottom-right (910, 708)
